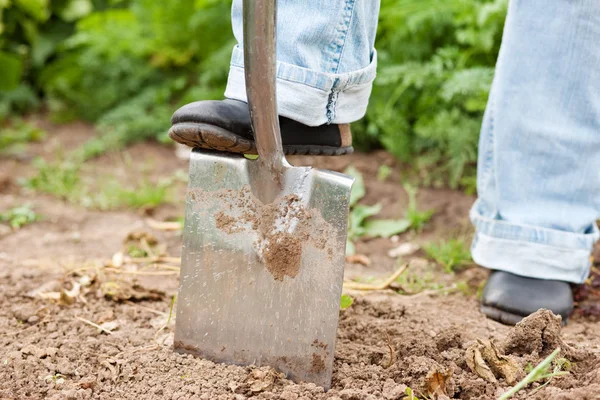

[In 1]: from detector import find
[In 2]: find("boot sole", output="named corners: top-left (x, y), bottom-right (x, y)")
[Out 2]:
top-left (169, 122), bottom-right (354, 156)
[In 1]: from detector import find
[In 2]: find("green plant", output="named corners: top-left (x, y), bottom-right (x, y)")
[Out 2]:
top-left (0, 120), bottom-right (46, 153)
top-left (24, 158), bottom-right (82, 201)
top-left (0, 204), bottom-right (41, 229)
top-left (404, 183), bottom-right (434, 231)
top-left (499, 348), bottom-right (569, 400)
top-left (377, 165), bottom-right (392, 181)
top-left (340, 294), bottom-right (354, 310)
top-left (395, 270), bottom-right (444, 295)
top-left (356, 0), bottom-right (508, 188)
top-left (345, 166), bottom-right (413, 255)
top-left (25, 156), bottom-right (172, 210)
top-left (424, 238), bottom-right (472, 273)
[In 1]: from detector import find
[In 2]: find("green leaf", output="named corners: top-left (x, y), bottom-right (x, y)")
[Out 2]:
top-left (0, 52), bottom-right (22, 91)
top-left (348, 203), bottom-right (382, 238)
top-left (15, 0), bottom-right (49, 21)
top-left (59, 0), bottom-right (93, 22)
top-left (363, 218), bottom-right (411, 238)
top-left (344, 166), bottom-right (365, 207)
top-left (340, 294), bottom-right (354, 310)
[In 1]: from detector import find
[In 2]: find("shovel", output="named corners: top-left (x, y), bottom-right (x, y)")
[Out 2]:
top-left (174, 0), bottom-right (353, 389)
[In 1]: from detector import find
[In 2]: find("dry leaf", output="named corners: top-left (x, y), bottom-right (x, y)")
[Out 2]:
top-left (101, 281), bottom-right (165, 302)
top-left (346, 254), bottom-right (371, 266)
top-left (425, 368), bottom-right (451, 398)
top-left (466, 339), bottom-right (522, 385)
top-left (243, 368), bottom-right (281, 393)
top-left (125, 231), bottom-right (158, 246)
top-left (466, 344), bottom-right (497, 383)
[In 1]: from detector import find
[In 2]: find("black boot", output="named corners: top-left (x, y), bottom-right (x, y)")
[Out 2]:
top-left (480, 270), bottom-right (574, 325)
top-left (169, 99), bottom-right (354, 155)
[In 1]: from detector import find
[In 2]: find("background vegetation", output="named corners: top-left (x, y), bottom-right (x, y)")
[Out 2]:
top-left (0, 0), bottom-right (507, 188)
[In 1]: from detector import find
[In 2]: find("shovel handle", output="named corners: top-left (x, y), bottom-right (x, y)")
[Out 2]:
top-left (243, 0), bottom-right (285, 172)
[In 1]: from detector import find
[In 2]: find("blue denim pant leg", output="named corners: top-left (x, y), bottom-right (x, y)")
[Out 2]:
top-left (225, 0), bottom-right (381, 126)
top-left (471, 0), bottom-right (600, 284)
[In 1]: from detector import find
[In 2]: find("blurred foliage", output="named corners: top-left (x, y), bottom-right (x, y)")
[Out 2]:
top-left (1, 0), bottom-right (507, 188)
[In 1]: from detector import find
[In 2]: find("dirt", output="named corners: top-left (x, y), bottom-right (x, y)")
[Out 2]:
top-left (205, 187), bottom-right (335, 281)
top-left (1, 117), bottom-right (600, 399)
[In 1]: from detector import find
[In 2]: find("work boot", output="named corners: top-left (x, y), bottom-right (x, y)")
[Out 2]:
top-left (169, 99), bottom-right (354, 155)
top-left (480, 270), bottom-right (574, 325)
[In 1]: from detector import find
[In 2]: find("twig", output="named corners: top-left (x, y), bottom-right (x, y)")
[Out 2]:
top-left (146, 219), bottom-right (182, 231)
top-left (130, 256), bottom-right (181, 264)
top-left (77, 317), bottom-right (113, 335)
top-left (343, 264), bottom-right (408, 290)
top-left (139, 238), bottom-right (155, 258)
top-left (103, 268), bottom-right (178, 276)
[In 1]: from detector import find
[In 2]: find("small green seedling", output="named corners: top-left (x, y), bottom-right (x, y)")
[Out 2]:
top-left (499, 348), bottom-right (569, 400)
top-left (404, 183), bottom-right (434, 232)
top-left (0, 204), bottom-right (40, 229)
top-left (44, 373), bottom-right (66, 385)
top-left (424, 238), bottom-right (472, 273)
top-left (340, 294), bottom-right (354, 310)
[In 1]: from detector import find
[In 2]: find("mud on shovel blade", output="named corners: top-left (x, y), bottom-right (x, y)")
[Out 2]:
top-left (173, 0), bottom-right (353, 389)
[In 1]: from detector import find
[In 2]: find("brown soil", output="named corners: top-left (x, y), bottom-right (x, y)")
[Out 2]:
top-left (1, 117), bottom-right (600, 399)
top-left (209, 188), bottom-right (334, 281)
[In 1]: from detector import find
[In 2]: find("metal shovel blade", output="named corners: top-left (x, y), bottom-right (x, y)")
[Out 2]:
top-left (174, 0), bottom-right (353, 389)
top-left (174, 150), bottom-right (352, 388)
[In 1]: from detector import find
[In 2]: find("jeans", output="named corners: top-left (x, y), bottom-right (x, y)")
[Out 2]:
top-left (225, 0), bottom-right (600, 284)
top-left (225, 0), bottom-right (380, 126)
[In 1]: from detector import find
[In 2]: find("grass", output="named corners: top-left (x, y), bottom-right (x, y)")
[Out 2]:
top-left (24, 158), bottom-right (173, 211)
top-left (0, 120), bottom-right (46, 154)
top-left (424, 238), bottom-right (472, 273)
top-left (25, 158), bottom-right (82, 202)
top-left (0, 204), bottom-right (41, 229)
top-left (395, 269), bottom-right (444, 295)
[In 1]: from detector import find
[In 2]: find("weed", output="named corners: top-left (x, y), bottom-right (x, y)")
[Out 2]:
top-left (499, 348), bottom-right (569, 400)
top-left (404, 183), bottom-right (434, 231)
top-left (424, 238), bottom-right (472, 273)
top-left (24, 158), bottom-right (82, 202)
top-left (377, 165), bottom-right (392, 181)
top-left (95, 179), bottom-right (171, 210)
top-left (344, 167), bottom-right (417, 255)
top-left (26, 156), bottom-right (172, 211)
top-left (395, 270), bottom-right (444, 295)
top-left (0, 120), bottom-right (46, 153)
top-left (0, 204), bottom-right (41, 230)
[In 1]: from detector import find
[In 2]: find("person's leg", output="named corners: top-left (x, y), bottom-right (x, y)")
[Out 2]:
top-left (472, 0), bottom-right (600, 324)
top-left (170, 0), bottom-right (381, 154)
